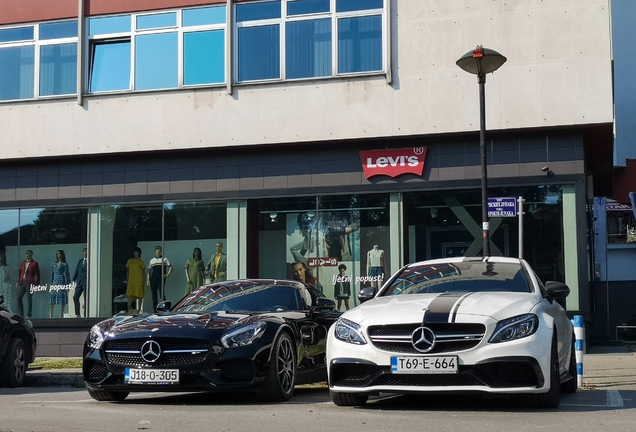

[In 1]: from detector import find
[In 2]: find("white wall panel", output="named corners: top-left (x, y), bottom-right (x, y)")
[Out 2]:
top-left (0, 0), bottom-right (613, 160)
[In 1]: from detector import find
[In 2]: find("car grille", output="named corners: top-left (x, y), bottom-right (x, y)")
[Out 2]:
top-left (368, 323), bottom-right (485, 354)
top-left (103, 337), bottom-right (212, 367)
top-left (85, 362), bottom-right (108, 382)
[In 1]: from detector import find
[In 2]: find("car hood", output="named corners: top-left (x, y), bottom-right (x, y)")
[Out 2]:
top-left (346, 292), bottom-right (541, 325)
top-left (108, 311), bottom-right (272, 336)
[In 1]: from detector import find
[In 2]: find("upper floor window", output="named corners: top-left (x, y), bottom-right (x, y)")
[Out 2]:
top-left (235, 0), bottom-right (385, 83)
top-left (88, 5), bottom-right (226, 93)
top-left (0, 20), bottom-right (77, 101)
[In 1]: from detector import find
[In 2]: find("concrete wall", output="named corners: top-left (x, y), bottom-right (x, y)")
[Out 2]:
top-left (0, 0), bottom-right (613, 161)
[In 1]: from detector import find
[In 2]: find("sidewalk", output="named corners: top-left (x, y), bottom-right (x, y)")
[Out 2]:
top-left (22, 344), bottom-right (636, 390)
top-left (581, 343), bottom-right (636, 390)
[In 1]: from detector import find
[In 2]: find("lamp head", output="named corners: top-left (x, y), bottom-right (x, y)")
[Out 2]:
top-left (541, 166), bottom-right (550, 172)
top-left (456, 46), bottom-right (507, 76)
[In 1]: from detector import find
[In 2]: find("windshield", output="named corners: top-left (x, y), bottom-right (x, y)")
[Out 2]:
top-left (383, 261), bottom-right (532, 296)
top-left (173, 282), bottom-right (303, 313)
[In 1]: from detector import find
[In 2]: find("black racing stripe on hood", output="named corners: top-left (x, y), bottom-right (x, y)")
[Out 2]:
top-left (424, 292), bottom-right (466, 323)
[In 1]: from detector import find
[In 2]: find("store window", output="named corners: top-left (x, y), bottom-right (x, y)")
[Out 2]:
top-left (235, 0), bottom-right (385, 82)
top-left (88, 5), bottom-right (227, 93)
top-left (404, 185), bottom-right (565, 284)
top-left (0, 208), bottom-right (88, 319)
top-left (100, 202), bottom-right (227, 317)
top-left (0, 209), bottom-right (19, 313)
top-left (0, 20), bottom-right (77, 101)
top-left (257, 194), bottom-right (389, 310)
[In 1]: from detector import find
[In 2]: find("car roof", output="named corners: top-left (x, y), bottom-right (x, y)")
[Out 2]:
top-left (407, 256), bottom-right (523, 268)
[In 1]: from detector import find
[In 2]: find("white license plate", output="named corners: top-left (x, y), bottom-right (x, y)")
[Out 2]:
top-left (124, 368), bottom-right (179, 384)
top-left (390, 356), bottom-right (458, 374)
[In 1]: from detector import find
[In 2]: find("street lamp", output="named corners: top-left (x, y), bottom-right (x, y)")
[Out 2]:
top-left (456, 46), bottom-right (507, 257)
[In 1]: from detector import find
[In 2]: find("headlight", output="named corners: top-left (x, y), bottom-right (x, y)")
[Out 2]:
top-left (334, 318), bottom-right (367, 345)
top-left (88, 319), bottom-right (115, 349)
top-left (489, 314), bottom-right (539, 343)
top-left (221, 322), bottom-right (267, 348)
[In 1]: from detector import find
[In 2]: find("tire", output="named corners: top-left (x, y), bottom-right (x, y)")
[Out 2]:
top-left (87, 388), bottom-right (129, 402)
top-left (0, 338), bottom-right (27, 388)
top-left (330, 390), bottom-right (368, 407)
top-left (561, 335), bottom-right (578, 394)
top-left (531, 335), bottom-right (560, 408)
top-left (261, 332), bottom-right (296, 402)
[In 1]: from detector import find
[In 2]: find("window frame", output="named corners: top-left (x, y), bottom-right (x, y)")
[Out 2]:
top-left (0, 20), bottom-right (78, 102)
top-left (234, 0), bottom-right (387, 84)
top-left (86, 6), bottom-right (227, 95)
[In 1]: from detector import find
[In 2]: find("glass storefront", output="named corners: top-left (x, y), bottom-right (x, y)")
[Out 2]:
top-left (0, 186), bottom-right (567, 319)
top-left (405, 185), bottom-right (565, 284)
top-left (1, 207), bottom-right (88, 318)
top-left (257, 194), bottom-right (390, 310)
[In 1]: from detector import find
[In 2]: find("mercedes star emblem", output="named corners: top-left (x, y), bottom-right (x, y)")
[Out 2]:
top-left (411, 326), bottom-right (435, 353)
top-left (140, 340), bottom-right (162, 363)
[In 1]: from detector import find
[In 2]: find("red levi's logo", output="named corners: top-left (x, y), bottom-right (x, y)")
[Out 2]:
top-left (360, 147), bottom-right (427, 179)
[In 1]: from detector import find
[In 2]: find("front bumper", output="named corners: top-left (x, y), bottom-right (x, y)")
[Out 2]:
top-left (327, 325), bottom-right (553, 395)
top-left (83, 337), bottom-right (273, 393)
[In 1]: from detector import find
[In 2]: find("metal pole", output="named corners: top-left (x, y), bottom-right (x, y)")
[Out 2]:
top-left (478, 74), bottom-right (490, 257)
top-left (518, 196), bottom-right (525, 259)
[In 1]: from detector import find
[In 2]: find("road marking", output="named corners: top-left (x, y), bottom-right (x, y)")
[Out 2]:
top-left (606, 389), bottom-right (624, 407)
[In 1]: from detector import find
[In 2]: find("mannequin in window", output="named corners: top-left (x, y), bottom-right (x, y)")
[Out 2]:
top-left (366, 245), bottom-right (385, 291)
top-left (185, 247), bottom-right (205, 295)
top-left (333, 263), bottom-right (351, 311)
top-left (72, 247), bottom-right (88, 318)
top-left (126, 247), bottom-right (145, 313)
top-left (17, 249), bottom-right (40, 318)
top-left (147, 245), bottom-right (173, 311)
top-left (206, 243), bottom-right (227, 283)
top-left (49, 250), bottom-right (71, 318)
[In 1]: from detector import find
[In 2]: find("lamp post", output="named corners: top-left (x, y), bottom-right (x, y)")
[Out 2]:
top-left (456, 46), bottom-right (507, 257)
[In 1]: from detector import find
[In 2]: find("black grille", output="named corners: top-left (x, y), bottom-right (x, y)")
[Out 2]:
top-left (86, 362), bottom-right (107, 382)
top-left (375, 373), bottom-right (483, 387)
top-left (105, 351), bottom-right (208, 367)
top-left (368, 323), bottom-right (485, 354)
top-left (103, 337), bottom-right (211, 367)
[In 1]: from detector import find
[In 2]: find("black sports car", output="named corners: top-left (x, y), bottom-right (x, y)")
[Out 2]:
top-left (83, 279), bottom-right (340, 402)
top-left (0, 293), bottom-right (37, 388)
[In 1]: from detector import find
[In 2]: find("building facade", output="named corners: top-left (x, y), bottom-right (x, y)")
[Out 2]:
top-left (0, 0), bottom-right (614, 355)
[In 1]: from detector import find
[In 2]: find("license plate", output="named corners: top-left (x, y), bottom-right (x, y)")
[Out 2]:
top-left (124, 368), bottom-right (179, 384)
top-left (390, 356), bottom-right (458, 374)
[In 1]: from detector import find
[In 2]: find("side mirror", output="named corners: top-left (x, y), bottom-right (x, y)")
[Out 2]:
top-left (545, 281), bottom-right (570, 299)
top-left (315, 297), bottom-right (336, 309)
top-left (358, 287), bottom-right (376, 304)
top-left (156, 300), bottom-right (172, 312)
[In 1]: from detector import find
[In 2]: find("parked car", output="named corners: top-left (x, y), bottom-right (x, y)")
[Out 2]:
top-left (83, 279), bottom-right (339, 402)
top-left (327, 256), bottom-right (577, 408)
top-left (0, 293), bottom-right (37, 388)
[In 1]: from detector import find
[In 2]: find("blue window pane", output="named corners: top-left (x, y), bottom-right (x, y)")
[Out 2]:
top-left (0, 46), bottom-right (34, 100)
top-left (89, 15), bottom-right (131, 36)
top-left (237, 25), bottom-right (280, 81)
top-left (40, 43), bottom-right (77, 96)
top-left (40, 21), bottom-right (78, 40)
top-left (136, 12), bottom-right (177, 30)
top-left (183, 6), bottom-right (226, 26)
top-left (184, 30), bottom-right (225, 85)
top-left (135, 32), bottom-right (178, 90)
top-left (337, 0), bottom-right (383, 13)
top-left (0, 26), bottom-right (34, 43)
top-left (338, 16), bottom-right (382, 73)
top-left (286, 19), bottom-right (331, 79)
top-left (90, 41), bottom-right (131, 92)
top-left (236, 1), bottom-right (281, 22)
top-left (287, 0), bottom-right (329, 16)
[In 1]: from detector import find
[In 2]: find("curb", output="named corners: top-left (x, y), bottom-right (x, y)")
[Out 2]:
top-left (24, 370), bottom-right (85, 388)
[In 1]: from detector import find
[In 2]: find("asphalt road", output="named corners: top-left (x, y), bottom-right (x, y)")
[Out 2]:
top-left (1, 344), bottom-right (634, 432)
top-left (0, 386), bottom-right (635, 432)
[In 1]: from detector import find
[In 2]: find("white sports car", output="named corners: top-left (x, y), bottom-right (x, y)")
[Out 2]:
top-left (326, 256), bottom-right (577, 408)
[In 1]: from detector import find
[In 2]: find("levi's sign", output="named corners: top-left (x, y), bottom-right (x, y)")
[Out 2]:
top-left (360, 147), bottom-right (427, 179)
top-left (488, 197), bottom-right (517, 218)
